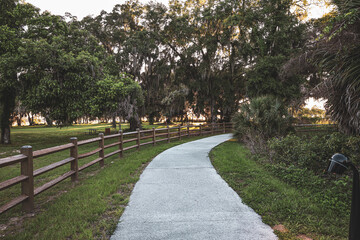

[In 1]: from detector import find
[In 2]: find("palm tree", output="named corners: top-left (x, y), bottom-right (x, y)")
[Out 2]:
top-left (281, 0), bottom-right (360, 135)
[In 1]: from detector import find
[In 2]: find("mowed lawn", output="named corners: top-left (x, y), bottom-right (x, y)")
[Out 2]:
top-left (0, 122), bottom-right (204, 239)
top-left (0, 123), bottom-right (150, 157)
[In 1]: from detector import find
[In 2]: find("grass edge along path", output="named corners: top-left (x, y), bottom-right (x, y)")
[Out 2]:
top-left (1, 135), bottom-right (207, 240)
top-left (210, 141), bottom-right (347, 240)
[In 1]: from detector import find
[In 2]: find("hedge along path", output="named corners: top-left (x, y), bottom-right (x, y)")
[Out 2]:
top-left (0, 122), bottom-right (232, 216)
top-left (111, 134), bottom-right (277, 240)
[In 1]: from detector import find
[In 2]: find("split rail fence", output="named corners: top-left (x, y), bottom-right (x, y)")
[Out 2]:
top-left (0, 122), bottom-right (233, 215)
top-left (293, 124), bottom-right (338, 132)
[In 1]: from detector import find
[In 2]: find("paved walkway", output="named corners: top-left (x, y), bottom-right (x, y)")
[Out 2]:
top-left (111, 134), bottom-right (277, 240)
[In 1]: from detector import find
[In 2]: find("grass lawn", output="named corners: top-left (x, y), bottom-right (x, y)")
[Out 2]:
top-left (0, 123), bottom-right (208, 239)
top-left (210, 141), bottom-right (348, 240)
top-left (0, 122), bottom-right (161, 157)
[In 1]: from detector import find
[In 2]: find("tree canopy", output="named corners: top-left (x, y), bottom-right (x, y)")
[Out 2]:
top-left (1, 0), bottom-right (358, 144)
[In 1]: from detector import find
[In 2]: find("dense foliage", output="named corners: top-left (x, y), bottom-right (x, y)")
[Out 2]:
top-left (0, 1), bottom-right (142, 142)
top-left (266, 132), bottom-right (360, 236)
top-left (282, 0), bottom-right (360, 135)
top-left (269, 132), bottom-right (360, 173)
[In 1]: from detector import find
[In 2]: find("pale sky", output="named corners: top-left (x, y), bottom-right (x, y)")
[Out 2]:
top-left (25, 0), bottom-right (169, 19)
top-left (26, 0), bottom-right (332, 20)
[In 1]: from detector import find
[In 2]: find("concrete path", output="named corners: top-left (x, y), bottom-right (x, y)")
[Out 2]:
top-left (111, 134), bottom-right (277, 240)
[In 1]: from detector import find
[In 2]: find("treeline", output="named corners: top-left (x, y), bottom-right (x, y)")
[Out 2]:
top-left (1, 0), bottom-right (359, 144)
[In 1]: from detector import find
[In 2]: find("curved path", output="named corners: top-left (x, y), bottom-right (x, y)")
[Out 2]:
top-left (111, 134), bottom-right (277, 240)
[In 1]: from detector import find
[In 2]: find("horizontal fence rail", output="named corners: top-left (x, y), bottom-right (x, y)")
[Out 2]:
top-left (0, 122), bottom-right (233, 215)
top-left (293, 124), bottom-right (338, 132)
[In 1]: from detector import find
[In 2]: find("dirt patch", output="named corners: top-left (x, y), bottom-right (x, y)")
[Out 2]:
top-left (0, 188), bottom-right (72, 238)
top-left (272, 224), bottom-right (288, 233)
top-left (0, 212), bottom-right (36, 237)
top-left (297, 234), bottom-right (313, 240)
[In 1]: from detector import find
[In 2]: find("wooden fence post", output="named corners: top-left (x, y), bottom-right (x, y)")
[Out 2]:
top-left (20, 146), bottom-right (34, 212)
top-left (211, 123), bottom-right (214, 135)
top-left (119, 130), bottom-right (123, 158)
top-left (99, 133), bottom-right (104, 167)
top-left (187, 125), bottom-right (190, 137)
top-left (70, 137), bottom-right (78, 182)
top-left (137, 128), bottom-right (140, 150)
top-left (152, 127), bottom-right (156, 146)
top-left (167, 126), bottom-right (170, 143)
top-left (223, 122), bottom-right (226, 133)
top-left (200, 124), bottom-right (203, 136)
top-left (178, 126), bottom-right (181, 140)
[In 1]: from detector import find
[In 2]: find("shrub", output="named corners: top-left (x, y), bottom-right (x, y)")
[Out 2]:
top-left (268, 132), bottom-right (360, 173)
top-left (233, 95), bottom-right (292, 153)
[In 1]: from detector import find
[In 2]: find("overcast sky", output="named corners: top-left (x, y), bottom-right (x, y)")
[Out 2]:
top-left (25, 0), bottom-right (169, 19)
top-left (26, 0), bottom-right (331, 20)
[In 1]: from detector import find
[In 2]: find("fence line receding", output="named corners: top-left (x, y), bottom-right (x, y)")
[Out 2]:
top-left (0, 122), bottom-right (233, 215)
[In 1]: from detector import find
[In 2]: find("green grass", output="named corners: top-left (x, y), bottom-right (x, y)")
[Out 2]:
top-left (0, 122), bottom-right (169, 211)
top-left (210, 141), bottom-right (348, 240)
top-left (0, 123), bottom-right (208, 239)
top-left (0, 122), bottom-right (162, 157)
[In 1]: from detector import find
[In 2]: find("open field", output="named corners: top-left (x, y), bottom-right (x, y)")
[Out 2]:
top-left (0, 123), bottom-right (161, 157)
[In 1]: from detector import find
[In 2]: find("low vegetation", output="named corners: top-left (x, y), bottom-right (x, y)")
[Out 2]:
top-left (230, 96), bottom-right (360, 239)
top-left (211, 141), bottom-right (350, 240)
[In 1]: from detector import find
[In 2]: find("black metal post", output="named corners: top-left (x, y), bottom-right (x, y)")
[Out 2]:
top-left (349, 163), bottom-right (360, 240)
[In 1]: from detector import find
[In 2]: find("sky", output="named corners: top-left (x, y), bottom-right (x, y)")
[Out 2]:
top-left (26, 0), bottom-right (332, 20)
top-left (25, 0), bottom-right (168, 19)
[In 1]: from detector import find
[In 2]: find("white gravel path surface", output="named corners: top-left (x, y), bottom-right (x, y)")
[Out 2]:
top-left (111, 134), bottom-right (277, 240)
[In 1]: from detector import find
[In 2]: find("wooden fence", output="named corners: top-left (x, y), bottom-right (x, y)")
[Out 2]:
top-left (0, 122), bottom-right (233, 215)
top-left (293, 124), bottom-right (338, 132)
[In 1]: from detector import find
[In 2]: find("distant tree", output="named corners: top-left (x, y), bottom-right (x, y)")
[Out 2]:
top-left (11, 99), bottom-right (27, 126)
top-left (82, 1), bottom-right (168, 127)
top-left (293, 107), bottom-right (328, 124)
top-left (165, 0), bottom-right (246, 122)
top-left (17, 14), bottom-right (105, 126)
top-left (89, 73), bottom-right (143, 131)
top-left (245, 0), bottom-right (306, 102)
top-left (161, 84), bottom-right (189, 124)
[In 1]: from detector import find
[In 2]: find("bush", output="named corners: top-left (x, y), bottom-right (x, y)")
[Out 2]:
top-left (268, 132), bottom-right (360, 173)
top-left (267, 163), bottom-right (351, 215)
top-left (233, 95), bottom-right (292, 153)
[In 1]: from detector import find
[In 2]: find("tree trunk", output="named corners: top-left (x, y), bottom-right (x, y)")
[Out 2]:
top-left (112, 115), bottom-right (117, 128)
top-left (148, 112), bottom-right (155, 125)
top-left (210, 97), bottom-right (215, 123)
top-left (0, 86), bottom-right (16, 144)
top-left (129, 116), bottom-right (142, 131)
top-left (17, 116), bottom-right (22, 126)
top-left (27, 113), bottom-right (34, 126)
top-left (166, 118), bottom-right (172, 125)
top-left (45, 116), bottom-right (53, 126)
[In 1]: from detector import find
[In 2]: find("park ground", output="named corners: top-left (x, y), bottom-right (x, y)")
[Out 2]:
top-left (0, 124), bottom-right (349, 240)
